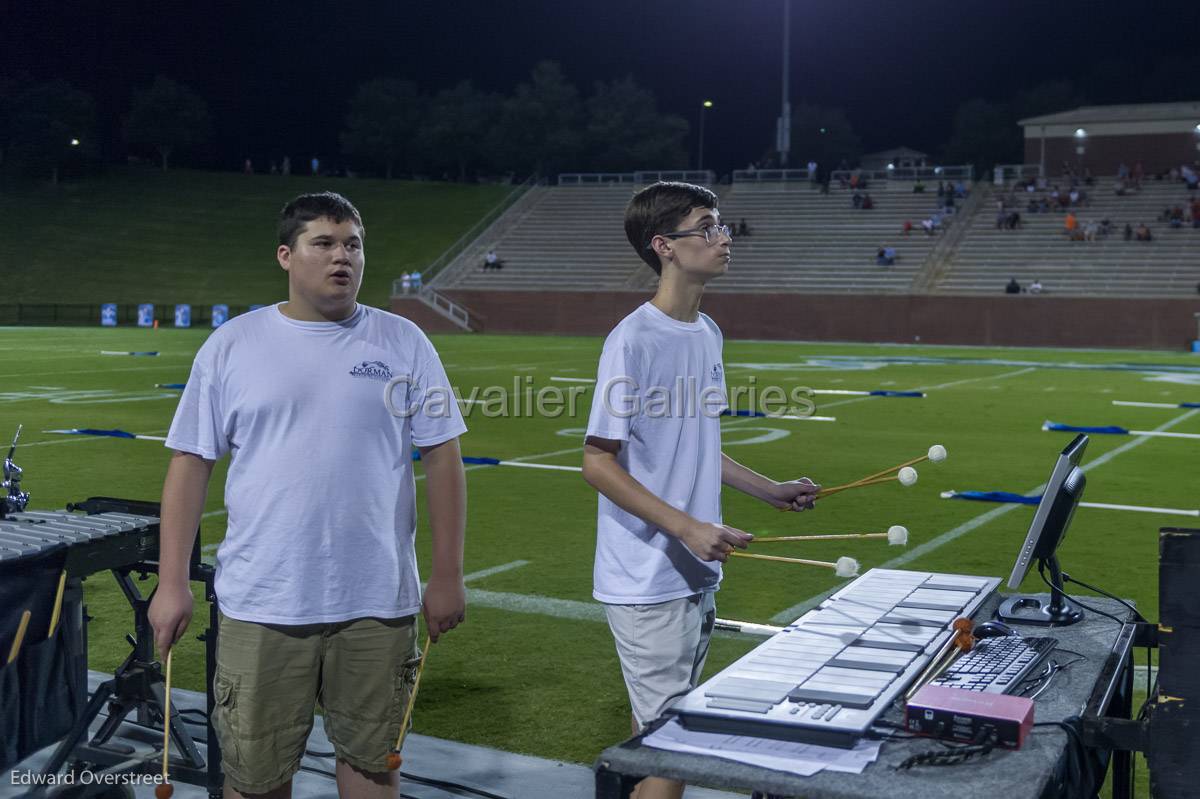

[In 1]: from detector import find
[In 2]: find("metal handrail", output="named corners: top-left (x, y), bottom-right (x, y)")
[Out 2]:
top-left (407, 176), bottom-right (536, 288)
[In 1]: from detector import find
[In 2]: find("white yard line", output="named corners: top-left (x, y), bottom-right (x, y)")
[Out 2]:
top-left (816, 367), bottom-right (1036, 410)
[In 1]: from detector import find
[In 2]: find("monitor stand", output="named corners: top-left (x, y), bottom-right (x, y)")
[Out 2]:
top-left (997, 556), bottom-right (1084, 626)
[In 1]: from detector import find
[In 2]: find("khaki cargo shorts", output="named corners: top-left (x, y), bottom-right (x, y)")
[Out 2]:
top-left (212, 612), bottom-right (420, 795)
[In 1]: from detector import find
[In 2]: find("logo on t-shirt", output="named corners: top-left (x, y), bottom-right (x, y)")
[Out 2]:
top-left (349, 360), bottom-right (394, 382)
top-left (710, 363), bottom-right (723, 382)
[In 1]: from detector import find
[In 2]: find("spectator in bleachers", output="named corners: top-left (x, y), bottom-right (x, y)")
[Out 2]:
top-left (1068, 188), bottom-right (1080, 206)
top-left (1005, 211), bottom-right (1022, 230)
top-left (954, 181), bottom-right (968, 198)
top-left (1135, 223), bottom-right (1153, 242)
top-left (861, 194), bottom-right (875, 210)
top-left (902, 219), bottom-right (913, 236)
top-left (1123, 223), bottom-right (1134, 241)
top-left (807, 160), bottom-right (818, 183)
top-left (737, 219), bottom-right (751, 237)
top-left (1029, 278), bottom-right (1044, 294)
top-left (1118, 162), bottom-right (1130, 181)
top-left (875, 245), bottom-right (896, 267)
top-left (1083, 220), bottom-right (1099, 242)
top-left (1182, 164), bottom-right (1199, 191)
top-left (852, 191), bottom-right (864, 209)
top-left (411, 271), bottom-right (423, 291)
top-left (1005, 277), bottom-right (1021, 294)
top-left (1064, 212), bottom-right (1078, 236)
top-left (937, 181), bottom-right (946, 198)
top-left (483, 248), bottom-right (504, 270)
top-left (921, 217), bottom-right (936, 236)
top-left (913, 180), bottom-right (926, 193)
top-left (1168, 207), bottom-right (1186, 228)
top-left (1133, 161), bottom-right (1145, 188)
top-left (1084, 167), bottom-right (1094, 187)
top-left (1114, 178), bottom-right (1129, 196)
top-left (1190, 198), bottom-right (1200, 227)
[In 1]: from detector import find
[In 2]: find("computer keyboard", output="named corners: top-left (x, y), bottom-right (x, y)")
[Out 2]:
top-left (931, 635), bottom-right (1058, 694)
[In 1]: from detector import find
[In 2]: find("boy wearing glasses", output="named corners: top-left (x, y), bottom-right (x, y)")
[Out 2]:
top-left (582, 181), bottom-right (820, 799)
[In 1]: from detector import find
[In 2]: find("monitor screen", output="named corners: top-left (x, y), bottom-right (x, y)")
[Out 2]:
top-left (1005, 434), bottom-right (1088, 590)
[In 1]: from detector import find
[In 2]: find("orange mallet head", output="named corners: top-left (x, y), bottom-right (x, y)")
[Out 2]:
top-left (155, 782), bottom-right (174, 799)
top-left (387, 751), bottom-right (402, 771)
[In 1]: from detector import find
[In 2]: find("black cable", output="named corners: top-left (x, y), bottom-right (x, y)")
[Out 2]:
top-left (894, 727), bottom-right (999, 770)
top-left (1036, 563), bottom-right (1127, 626)
top-left (1059, 571), bottom-right (1147, 623)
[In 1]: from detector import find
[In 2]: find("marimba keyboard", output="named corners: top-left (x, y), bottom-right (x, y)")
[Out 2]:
top-left (0, 510), bottom-right (160, 576)
top-left (670, 568), bottom-right (1001, 748)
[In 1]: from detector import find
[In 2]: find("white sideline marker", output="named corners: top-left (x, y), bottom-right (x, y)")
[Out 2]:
top-left (549, 377), bottom-right (596, 383)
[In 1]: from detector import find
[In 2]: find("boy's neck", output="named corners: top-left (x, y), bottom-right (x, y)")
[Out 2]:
top-left (650, 271), bottom-right (705, 323)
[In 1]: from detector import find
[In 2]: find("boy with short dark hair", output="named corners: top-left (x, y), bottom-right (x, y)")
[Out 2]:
top-left (150, 191), bottom-right (467, 799)
top-left (582, 181), bottom-right (820, 799)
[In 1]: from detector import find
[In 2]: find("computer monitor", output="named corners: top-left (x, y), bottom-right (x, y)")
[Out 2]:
top-left (997, 433), bottom-right (1088, 626)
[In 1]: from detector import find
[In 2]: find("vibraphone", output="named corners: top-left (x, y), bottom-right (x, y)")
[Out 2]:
top-left (1, 499), bottom-right (221, 798)
top-left (0, 508), bottom-right (160, 575)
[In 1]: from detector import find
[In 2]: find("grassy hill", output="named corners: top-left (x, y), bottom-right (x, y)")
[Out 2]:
top-left (0, 167), bottom-right (509, 309)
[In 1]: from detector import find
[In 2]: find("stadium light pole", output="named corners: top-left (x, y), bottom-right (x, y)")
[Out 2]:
top-left (778, 0), bottom-right (792, 167)
top-left (698, 100), bottom-right (714, 172)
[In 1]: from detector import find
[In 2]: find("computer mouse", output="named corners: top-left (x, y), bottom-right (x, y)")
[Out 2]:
top-left (974, 620), bottom-right (1017, 639)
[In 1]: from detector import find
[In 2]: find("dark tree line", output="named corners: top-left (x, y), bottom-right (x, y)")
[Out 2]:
top-left (339, 62), bottom-right (689, 180)
top-left (0, 62), bottom-right (688, 183)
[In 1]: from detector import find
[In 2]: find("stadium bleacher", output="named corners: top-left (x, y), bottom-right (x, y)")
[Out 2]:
top-left (709, 180), bottom-right (952, 293)
top-left (938, 177), bottom-right (1200, 296)
top-left (434, 178), bottom-right (961, 294)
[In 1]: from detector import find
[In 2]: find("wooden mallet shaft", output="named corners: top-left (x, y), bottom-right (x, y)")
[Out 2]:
top-left (816, 474), bottom-right (897, 498)
top-left (752, 532), bottom-right (889, 543)
top-left (847, 454), bottom-right (929, 489)
top-left (731, 551), bottom-right (840, 569)
top-left (392, 635), bottom-right (432, 754)
top-left (7, 610), bottom-right (31, 664)
top-left (47, 571), bottom-right (67, 639)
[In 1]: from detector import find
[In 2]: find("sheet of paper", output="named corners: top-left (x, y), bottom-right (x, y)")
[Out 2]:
top-left (641, 718), bottom-right (882, 777)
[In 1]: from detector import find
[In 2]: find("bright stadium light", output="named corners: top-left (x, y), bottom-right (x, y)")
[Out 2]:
top-left (1074, 128), bottom-right (1087, 138)
top-left (70, 138), bottom-right (80, 146)
top-left (703, 100), bottom-right (713, 109)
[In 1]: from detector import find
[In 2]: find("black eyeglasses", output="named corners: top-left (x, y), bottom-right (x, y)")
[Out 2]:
top-left (650, 223), bottom-right (733, 248)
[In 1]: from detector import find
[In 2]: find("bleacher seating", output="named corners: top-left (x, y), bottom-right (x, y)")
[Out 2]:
top-left (440, 180), bottom-right (957, 293)
top-left (937, 178), bottom-right (1200, 296)
top-left (438, 185), bottom-right (646, 291)
top-left (711, 182), bottom-right (950, 293)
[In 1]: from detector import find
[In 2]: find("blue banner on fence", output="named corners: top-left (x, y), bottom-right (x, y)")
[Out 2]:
top-left (174, 304), bottom-right (191, 328)
top-left (100, 303), bottom-right (117, 327)
top-left (212, 304), bottom-right (229, 327)
top-left (137, 304), bottom-right (155, 327)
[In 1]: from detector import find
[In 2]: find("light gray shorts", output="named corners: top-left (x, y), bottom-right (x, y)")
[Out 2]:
top-left (603, 592), bottom-right (716, 731)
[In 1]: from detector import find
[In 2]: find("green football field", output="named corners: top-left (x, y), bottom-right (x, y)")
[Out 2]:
top-left (3, 325), bottom-right (1198, 779)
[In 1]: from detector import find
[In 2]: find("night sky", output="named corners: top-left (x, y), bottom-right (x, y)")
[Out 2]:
top-left (5, 0), bottom-right (1197, 175)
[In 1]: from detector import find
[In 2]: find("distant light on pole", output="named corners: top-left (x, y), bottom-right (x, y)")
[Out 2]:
top-left (69, 138), bottom-right (80, 147)
top-left (698, 100), bottom-right (714, 172)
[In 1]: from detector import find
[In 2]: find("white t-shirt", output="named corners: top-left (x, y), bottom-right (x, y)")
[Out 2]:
top-left (585, 302), bottom-right (727, 604)
top-left (166, 303), bottom-right (467, 625)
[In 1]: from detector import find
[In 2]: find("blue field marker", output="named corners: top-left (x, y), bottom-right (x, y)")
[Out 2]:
top-left (156, 383), bottom-right (187, 390)
top-left (1042, 420), bottom-right (1200, 440)
top-left (811, 389), bottom-right (924, 398)
top-left (941, 489), bottom-right (1198, 517)
top-left (721, 409), bottom-right (836, 422)
top-left (100, 350), bottom-right (159, 357)
top-left (45, 428), bottom-right (168, 442)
